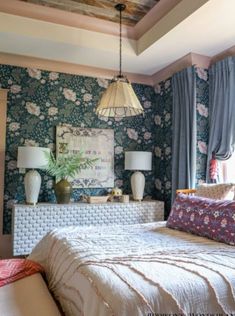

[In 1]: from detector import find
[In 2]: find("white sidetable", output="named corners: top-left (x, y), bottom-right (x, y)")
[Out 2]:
top-left (12, 200), bottom-right (164, 256)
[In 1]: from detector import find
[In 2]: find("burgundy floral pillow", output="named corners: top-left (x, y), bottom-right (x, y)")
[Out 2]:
top-left (167, 193), bottom-right (235, 245)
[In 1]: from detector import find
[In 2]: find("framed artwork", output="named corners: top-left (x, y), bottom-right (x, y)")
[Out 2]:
top-left (56, 126), bottom-right (114, 188)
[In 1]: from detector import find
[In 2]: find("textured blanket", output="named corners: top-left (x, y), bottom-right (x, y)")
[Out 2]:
top-left (0, 259), bottom-right (44, 287)
top-left (28, 222), bottom-right (235, 316)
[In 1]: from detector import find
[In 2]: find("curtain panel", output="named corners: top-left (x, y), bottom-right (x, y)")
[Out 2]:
top-left (206, 56), bottom-right (235, 181)
top-left (171, 67), bottom-right (196, 202)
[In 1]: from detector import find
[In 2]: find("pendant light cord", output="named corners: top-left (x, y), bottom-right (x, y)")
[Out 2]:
top-left (119, 6), bottom-right (122, 78)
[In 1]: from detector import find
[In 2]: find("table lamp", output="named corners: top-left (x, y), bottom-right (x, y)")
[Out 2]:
top-left (125, 151), bottom-right (152, 201)
top-left (17, 146), bottom-right (50, 205)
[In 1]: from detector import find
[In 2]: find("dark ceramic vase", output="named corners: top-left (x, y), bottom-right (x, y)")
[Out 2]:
top-left (54, 179), bottom-right (72, 204)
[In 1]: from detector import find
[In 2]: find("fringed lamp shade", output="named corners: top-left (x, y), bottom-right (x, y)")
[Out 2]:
top-left (96, 79), bottom-right (144, 117)
top-left (96, 4), bottom-right (144, 118)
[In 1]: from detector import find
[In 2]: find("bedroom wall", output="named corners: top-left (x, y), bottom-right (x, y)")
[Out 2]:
top-left (0, 64), bottom-right (158, 234)
top-left (153, 67), bottom-right (209, 217)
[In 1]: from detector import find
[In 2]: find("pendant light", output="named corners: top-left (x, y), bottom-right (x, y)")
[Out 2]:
top-left (96, 3), bottom-right (144, 118)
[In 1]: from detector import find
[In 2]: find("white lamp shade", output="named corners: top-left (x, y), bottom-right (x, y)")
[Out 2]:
top-left (125, 151), bottom-right (152, 171)
top-left (17, 146), bottom-right (50, 169)
top-left (96, 80), bottom-right (144, 117)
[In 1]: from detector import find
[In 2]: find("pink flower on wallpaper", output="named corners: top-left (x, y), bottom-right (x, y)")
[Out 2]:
top-left (165, 181), bottom-right (171, 190)
top-left (127, 128), bottom-right (138, 140)
top-left (97, 78), bottom-right (109, 88)
top-left (155, 179), bottom-right (162, 190)
top-left (197, 103), bottom-right (208, 117)
top-left (154, 84), bottom-right (161, 94)
top-left (114, 117), bottom-right (123, 122)
top-left (190, 213), bottom-right (195, 221)
top-left (115, 146), bottom-right (123, 155)
top-left (63, 88), bottom-right (76, 102)
top-left (7, 199), bottom-right (17, 209)
top-left (9, 122), bottom-right (20, 132)
top-left (165, 80), bottom-right (170, 89)
top-left (99, 116), bottom-right (108, 122)
top-left (49, 72), bottom-right (59, 81)
top-left (198, 141), bottom-right (207, 154)
top-left (48, 107), bottom-right (58, 116)
top-left (24, 139), bottom-right (39, 147)
top-left (10, 85), bottom-right (21, 94)
top-left (115, 179), bottom-right (123, 187)
top-left (83, 93), bottom-right (92, 102)
top-left (196, 68), bottom-right (208, 81)
top-left (26, 102), bottom-right (40, 116)
top-left (165, 113), bottom-right (171, 122)
top-left (144, 132), bottom-right (151, 140)
top-left (27, 68), bottom-right (41, 80)
top-left (155, 147), bottom-right (161, 158)
top-left (154, 115), bottom-right (161, 126)
top-left (7, 160), bottom-right (17, 170)
top-left (165, 147), bottom-right (171, 156)
top-left (143, 101), bottom-right (151, 108)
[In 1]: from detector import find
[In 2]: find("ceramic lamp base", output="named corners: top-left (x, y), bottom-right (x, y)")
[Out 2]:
top-left (131, 171), bottom-right (145, 201)
top-left (24, 169), bottom-right (41, 205)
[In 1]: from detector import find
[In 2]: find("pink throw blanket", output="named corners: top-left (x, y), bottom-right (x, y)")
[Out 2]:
top-left (0, 259), bottom-right (44, 287)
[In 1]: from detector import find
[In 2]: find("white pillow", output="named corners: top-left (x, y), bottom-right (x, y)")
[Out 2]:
top-left (195, 183), bottom-right (235, 200)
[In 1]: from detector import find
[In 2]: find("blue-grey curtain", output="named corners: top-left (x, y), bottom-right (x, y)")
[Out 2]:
top-left (206, 56), bottom-right (235, 181)
top-left (171, 67), bottom-right (196, 202)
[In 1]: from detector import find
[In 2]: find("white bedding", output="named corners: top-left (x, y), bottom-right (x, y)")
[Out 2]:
top-left (28, 222), bottom-right (235, 316)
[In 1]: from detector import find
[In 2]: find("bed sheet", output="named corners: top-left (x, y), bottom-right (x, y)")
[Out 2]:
top-left (28, 222), bottom-right (235, 316)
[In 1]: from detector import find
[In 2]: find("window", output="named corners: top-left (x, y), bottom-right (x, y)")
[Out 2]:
top-left (221, 153), bottom-right (235, 183)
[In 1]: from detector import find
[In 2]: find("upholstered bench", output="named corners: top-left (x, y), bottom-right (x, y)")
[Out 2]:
top-left (0, 259), bottom-right (61, 316)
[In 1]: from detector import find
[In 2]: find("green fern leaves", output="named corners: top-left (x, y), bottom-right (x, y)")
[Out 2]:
top-left (44, 150), bottom-right (98, 181)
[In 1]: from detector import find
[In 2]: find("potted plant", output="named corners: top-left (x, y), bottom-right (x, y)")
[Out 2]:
top-left (44, 151), bottom-right (97, 204)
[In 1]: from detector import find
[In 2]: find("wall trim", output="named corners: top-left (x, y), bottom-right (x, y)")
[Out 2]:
top-left (0, 52), bottom-right (153, 86)
top-left (1, 45), bottom-right (235, 88)
top-left (211, 45), bottom-right (235, 65)
top-left (0, 89), bottom-right (12, 258)
top-left (151, 53), bottom-right (210, 85)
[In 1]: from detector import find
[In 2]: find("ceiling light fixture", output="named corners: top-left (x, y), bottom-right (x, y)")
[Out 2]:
top-left (96, 3), bottom-right (144, 118)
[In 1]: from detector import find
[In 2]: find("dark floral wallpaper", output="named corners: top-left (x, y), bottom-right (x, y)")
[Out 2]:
top-left (154, 79), bottom-right (172, 217)
top-left (0, 65), bottom-right (157, 234)
top-left (195, 67), bottom-right (209, 184)
top-left (0, 64), bottom-right (209, 233)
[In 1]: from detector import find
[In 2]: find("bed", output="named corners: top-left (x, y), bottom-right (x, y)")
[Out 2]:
top-left (28, 219), bottom-right (235, 316)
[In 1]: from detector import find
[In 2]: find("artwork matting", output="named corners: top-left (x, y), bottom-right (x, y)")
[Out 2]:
top-left (56, 126), bottom-right (114, 188)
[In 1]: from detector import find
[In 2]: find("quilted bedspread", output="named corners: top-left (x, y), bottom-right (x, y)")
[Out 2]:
top-left (28, 222), bottom-right (235, 316)
top-left (0, 259), bottom-right (44, 287)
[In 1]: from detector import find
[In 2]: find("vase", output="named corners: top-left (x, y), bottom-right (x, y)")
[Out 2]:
top-left (54, 179), bottom-right (72, 204)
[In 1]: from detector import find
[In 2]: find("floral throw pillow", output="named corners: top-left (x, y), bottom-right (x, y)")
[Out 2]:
top-left (195, 183), bottom-right (235, 200)
top-left (167, 193), bottom-right (235, 245)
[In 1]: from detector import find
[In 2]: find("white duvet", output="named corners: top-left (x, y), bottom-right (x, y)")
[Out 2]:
top-left (29, 222), bottom-right (235, 316)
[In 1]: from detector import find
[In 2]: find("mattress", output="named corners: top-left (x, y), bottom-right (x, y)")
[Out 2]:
top-left (28, 222), bottom-right (235, 316)
top-left (0, 273), bottom-right (61, 316)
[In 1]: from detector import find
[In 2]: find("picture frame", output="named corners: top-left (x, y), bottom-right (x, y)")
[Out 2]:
top-left (56, 126), bottom-right (114, 188)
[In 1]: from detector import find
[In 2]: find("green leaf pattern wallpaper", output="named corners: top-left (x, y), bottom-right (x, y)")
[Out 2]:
top-left (0, 65), bottom-right (209, 233)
